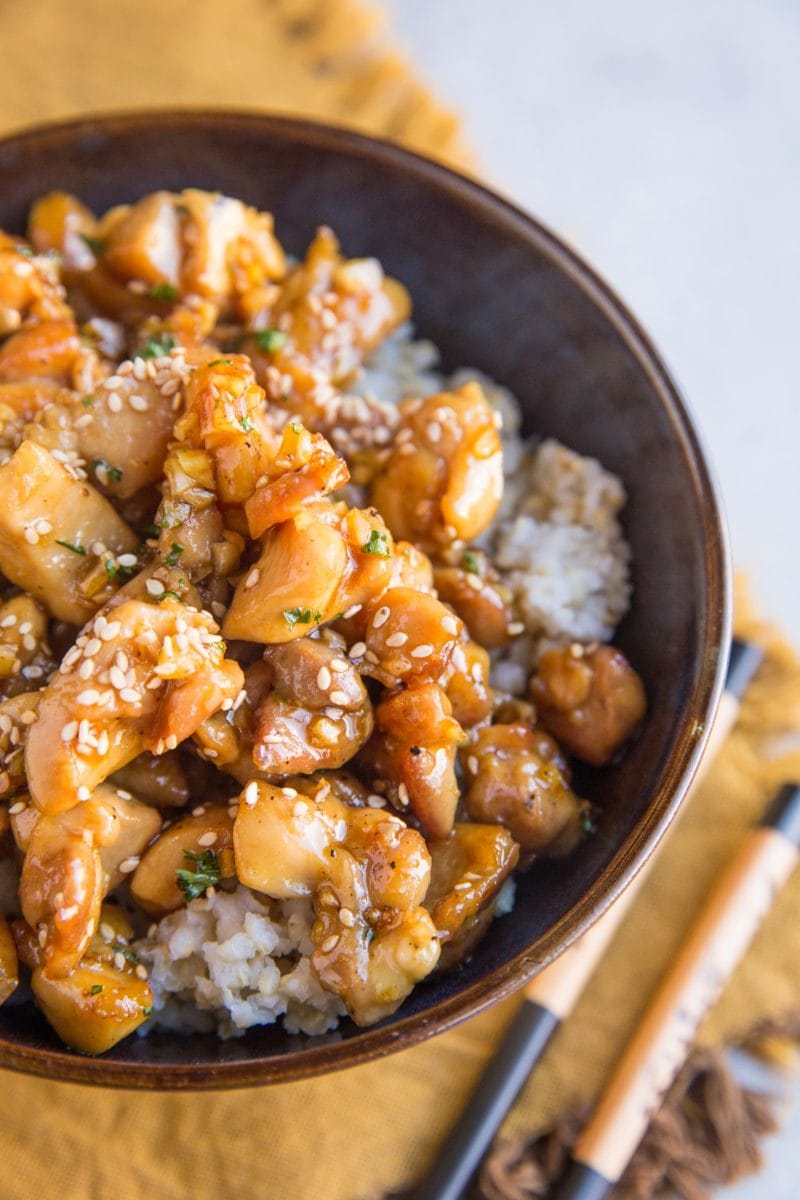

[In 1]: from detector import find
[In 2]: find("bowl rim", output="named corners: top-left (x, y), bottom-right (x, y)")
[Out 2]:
top-left (0, 109), bottom-right (732, 1089)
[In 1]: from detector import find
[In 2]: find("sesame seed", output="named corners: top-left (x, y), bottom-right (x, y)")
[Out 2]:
top-left (244, 782), bottom-right (259, 807)
top-left (109, 666), bottom-right (126, 690)
top-left (164, 734), bottom-right (178, 750)
top-left (330, 658), bottom-right (349, 673)
top-left (197, 832), bottom-right (217, 847)
top-left (339, 908), bottom-right (355, 928)
top-left (100, 621), bottom-right (121, 641)
top-left (99, 923), bottom-right (115, 942)
top-left (0, 615), bottom-right (16, 628)
top-left (367, 794), bottom-right (385, 808)
top-left (372, 606), bottom-right (390, 629)
top-left (78, 659), bottom-right (95, 679)
top-left (244, 568), bottom-right (260, 589)
top-left (454, 881), bottom-right (472, 892)
top-left (115, 789), bottom-right (132, 800)
top-left (8, 801), bottom-right (25, 815)
top-left (442, 615), bottom-right (459, 635)
top-left (107, 393), bottom-right (123, 413)
top-left (385, 631), bottom-right (408, 648)
top-left (508, 622), bottom-right (525, 636)
top-left (24, 527), bottom-right (39, 545)
top-left (20, 710), bottom-right (35, 726)
top-left (329, 690), bottom-right (349, 706)
top-left (316, 666), bottom-right (332, 691)
top-left (18, 622), bottom-right (31, 635)
top-left (129, 394), bottom-right (149, 412)
top-left (117, 555), bottom-right (137, 568)
top-left (113, 952), bottom-right (126, 969)
top-left (77, 689), bottom-right (100, 706)
top-left (77, 786), bottom-right (91, 801)
top-left (281, 787), bottom-right (298, 798)
top-left (467, 755), bottom-right (479, 775)
top-left (84, 637), bottom-right (102, 657)
top-left (397, 782), bottom-right (410, 806)
top-left (426, 421), bottom-right (442, 443)
top-left (61, 721), bottom-right (78, 742)
top-left (320, 934), bottom-right (339, 953)
top-left (96, 730), bottom-right (110, 756)
top-left (349, 641), bottom-right (366, 658)
top-left (119, 857), bottom-right (140, 874)
top-left (342, 604), bottom-right (362, 619)
top-left (22, 664), bottom-right (42, 679)
top-left (466, 574), bottom-right (483, 591)
top-left (410, 644), bottom-right (434, 659)
top-left (135, 964), bottom-right (148, 980)
top-left (146, 579), bottom-right (165, 597)
top-left (192, 805), bottom-right (207, 816)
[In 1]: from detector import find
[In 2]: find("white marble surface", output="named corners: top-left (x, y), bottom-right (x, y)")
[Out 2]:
top-left (382, 1), bottom-right (800, 1194)
top-left (385, 0), bottom-right (800, 650)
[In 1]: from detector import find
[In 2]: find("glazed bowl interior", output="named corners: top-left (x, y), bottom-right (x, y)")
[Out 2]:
top-left (0, 112), bottom-right (730, 1088)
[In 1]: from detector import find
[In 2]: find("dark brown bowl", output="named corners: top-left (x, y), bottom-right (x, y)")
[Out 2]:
top-left (0, 111), bottom-right (730, 1088)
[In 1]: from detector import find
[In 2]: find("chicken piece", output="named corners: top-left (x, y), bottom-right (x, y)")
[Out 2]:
top-left (0, 317), bottom-right (82, 384)
top-left (223, 503), bottom-right (393, 644)
top-left (0, 380), bottom-right (70, 464)
top-left (130, 804), bottom-right (235, 917)
top-left (244, 420), bottom-right (350, 539)
top-left (390, 541), bottom-right (436, 594)
top-left (372, 383), bottom-right (503, 553)
top-left (0, 236), bottom-right (71, 333)
top-left (441, 633), bottom-right (494, 730)
top-left (25, 598), bottom-right (243, 815)
top-left (0, 915), bottom-right (18, 1004)
top-left (0, 594), bottom-right (52, 694)
top-left (530, 643), bottom-right (647, 766)
top-left (0, 441), bottom-right (138, 624)
top-left (111, 750), bottom-right (190, 809)
top-left (29, 903), bottom-right (152, 1054)
top-left (253, 638), bottom-right (373, 776)
top-left (27, 191), bottom-right (100, 271)
top-left (311, 843), bottom-right (439, 1027)
top-left (359, 683), bottom-right (464, 838)
top-left (434, 551), bottom-right (514, 649)
top-left (18, 784), bottom-right (161, 977)
top-left (463, 724), bottom-right (588, 856)
top-left (348, 587), bottom-right (463, 689)
top-left (250, 225), bottom-right (409, 426)
top-left (425, 823), bottom-right (519, 969)
top-left (0, 692), bottom-right (41, 801)
top-left (100, 188), bottom-right (285, 310)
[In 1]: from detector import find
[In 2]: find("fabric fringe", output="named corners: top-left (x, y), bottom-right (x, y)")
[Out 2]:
top-left (471, 1036), bottom-right (789, 1200)
top-left (267, 0), bottom-right (473, 168)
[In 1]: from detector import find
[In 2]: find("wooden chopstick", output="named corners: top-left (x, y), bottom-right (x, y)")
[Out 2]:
top-left (549, 779), bottom-right (800, 1200)
top-left (412, 639), bottom-right (762, 1200)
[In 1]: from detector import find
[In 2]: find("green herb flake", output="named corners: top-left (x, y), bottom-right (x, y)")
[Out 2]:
top-left (461, 550), bottom-right (481, 575)
top-left (90, 458), bottom-right (123, 484)
top-left (207, 358), bottom-right (233, 368)
top-left (147, 282), bottom-right (178, 302)
top-left (282, 607), bottom-right (323, 630)
top-left (239, 415), bottom-right (254, 432)
top-left (113, 944), bottom-right (141, 965)
top-left (55, 539), bottom-right (86, 556)
top-left (289, 422), bottom-right (302, 434)
top-left (104, 560), bottom-right (118, 583)
top-left (81, 395), bottom-right (94, 408)
top-left (79, 233), bottom-right (106, 257)
top-left (176, 848), bottom-right (221, 902)
top-left (164, 542), bottom-right (184, 567)
top-left (142, 1006), bottom-right (153, 1016)
top-left (157, 589), bottom-right (184, 604)
top-left (361, 530), bottom-right (391, 558)
top-left (252, 328), bottom-right (288, 353)
top-left (136, 333), bottom-right (177, 360)
top-left (87, 984), bottom-right (104, 996)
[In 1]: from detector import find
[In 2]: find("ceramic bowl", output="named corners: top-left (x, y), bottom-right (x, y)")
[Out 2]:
top-left (0, 112), bottom-right (730, 1087)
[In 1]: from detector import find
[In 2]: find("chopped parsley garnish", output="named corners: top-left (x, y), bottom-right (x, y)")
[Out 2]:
top-left (157, 590), bottom-right (184, 604)
top-left (55, 539), bottom-right (86, 556)
top-left (252, 328), bottom-right (287, 353)
top-left (283, 607), bottom-right (323, 630)
top-left (361, 529), bottom-right (391, 557)
top-left (104, 560), bottom-right (118, 583)
top-left (462, 550), bottom-right (481, 575)
top-left (208, 358), bottom-right (233, 368)
top-left (87, 984), bottom-right (104, 996)
top-left (238, 415), bottom-right (254, 432)
top-left (79, 233), bottom-right (106, 257)
top-left (113, 944), bottom-right (141, 964)
top-left (142, 1006), bottom-right (153, 1016)
top-left (147, 282), bottom-right (178, 302)
top-left (164, 542), bottom-right (184, 567)
top-left (176, 849), bottom-right (221, 902)
top-left (81, 395), bottom-right (94, 408)
top-left (156, 500), bottom-right (191, 530)
top-left (289, 422), bottom-right (302, 434)
top-left (137, 333), bottom-right (177, 360)
top-left (91, 458), bottom-right (123, 484)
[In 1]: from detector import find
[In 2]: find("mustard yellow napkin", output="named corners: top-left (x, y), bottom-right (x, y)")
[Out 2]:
top-left (0, 4), bottom-right (798, 1197)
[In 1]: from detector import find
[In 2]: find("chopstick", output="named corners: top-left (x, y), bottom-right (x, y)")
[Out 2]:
top-left (412, 638), bottom-right (762, 1200)
top-left (550, 779), bottom-right (800, 1200)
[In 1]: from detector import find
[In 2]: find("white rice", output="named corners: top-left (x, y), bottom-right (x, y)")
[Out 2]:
top-left (139, 325), bottom-right (632, 1037)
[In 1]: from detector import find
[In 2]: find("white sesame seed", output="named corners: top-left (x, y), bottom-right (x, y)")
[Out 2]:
top-left (320, 934), bottom-right (339, 953)
top-left (107, 393), bottom-right (123, 413)
top-left (385, 631), bottom-right (408, 648)
top-left (467, 755), bottom-right (479, 775)
top-left (117, 554), bottom-right (137, 568)
top-left (197, 832), bottom-right (217, 847)
top-left (61, 721), bottom-right (78, 742)
top-left (115, 789), bottom-right (132, 800)
top-left (244, 782), bottom-right (259, 807)
top-left (84, 637), bottom-right (102, 657)
top-left (508, 622), bottom-right (525, 636)
top-left (281, 787), bottom-right (298, 798)
top-left (316, 666), bottom-right (332, 691)
top-left (113, 952), bottom-right (126, 969)
top-left (397, 782), bottom-right (410, 806)
top-left (77, 689), bottom-right (100, 706)
top-left (367, 794), bottom-right (385, 808)
top-left (96, 730), bottom-right (110, 756)
top-left (146, 579), bottom-right (165, 597)
top-left (410, 644), bottom-right (434, 659)
top-left (78, 659), bottom-right (95, 679)
top-left (244, 568), bottom-right (260, 590)
top-left (99, 923), bottom-right (115, 943)
top-left (8, 801), bottom-right (26, 815)
top-left (119, 857), bottom-right (140, 874)
top-left (135, 964), bottom-right (148, 980)
top-left (18, 622), bottom-right (31, 635)
top-left (129, 394), bottom-right (149, 412)
top-left (192, 805), bottom-right (207, 816)
top-left (0, 615), bottom-right (16, 628)
top-left (24, 527), bottom-right (39, 545)
top-left (119, 688), bottom-right (139, 704)
top-left (442, 615), bottom-right (459, 635)
top-left (329, 690), bottom-right (349, 706)
top-left (330, 658), bottom-right (349, 673)
top-left (164, 734), bottom-right (178, 751)
top-left (426, 420), bottom-right (442, 443)
top-left (101, 621), bottom-right (121, 641)
top-left (454, 881), bottom-right (472, 892)
top-left (20, 710), bottom-right (35, 726)
top-left (77, 786), bottom-right (91, 801)
top-left (342, 604), bottom-right (362, 619)
top-left (349, 641), bottom-right (366, 658)
top-left (372, 606), bottom-right (390, 629)
top-left (109, 666), bottom-right (126, 690)
top-left (339, 908), bottom-right (355, 928)
top-left (466, 574), bottom-right (483, 591)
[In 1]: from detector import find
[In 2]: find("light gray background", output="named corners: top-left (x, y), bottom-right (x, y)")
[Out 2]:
top-left (381, 0), bottom-right (800, 1193)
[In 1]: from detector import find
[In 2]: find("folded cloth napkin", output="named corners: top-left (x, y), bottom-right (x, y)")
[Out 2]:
top-left (0, 5), bottom-right (798, 1196)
